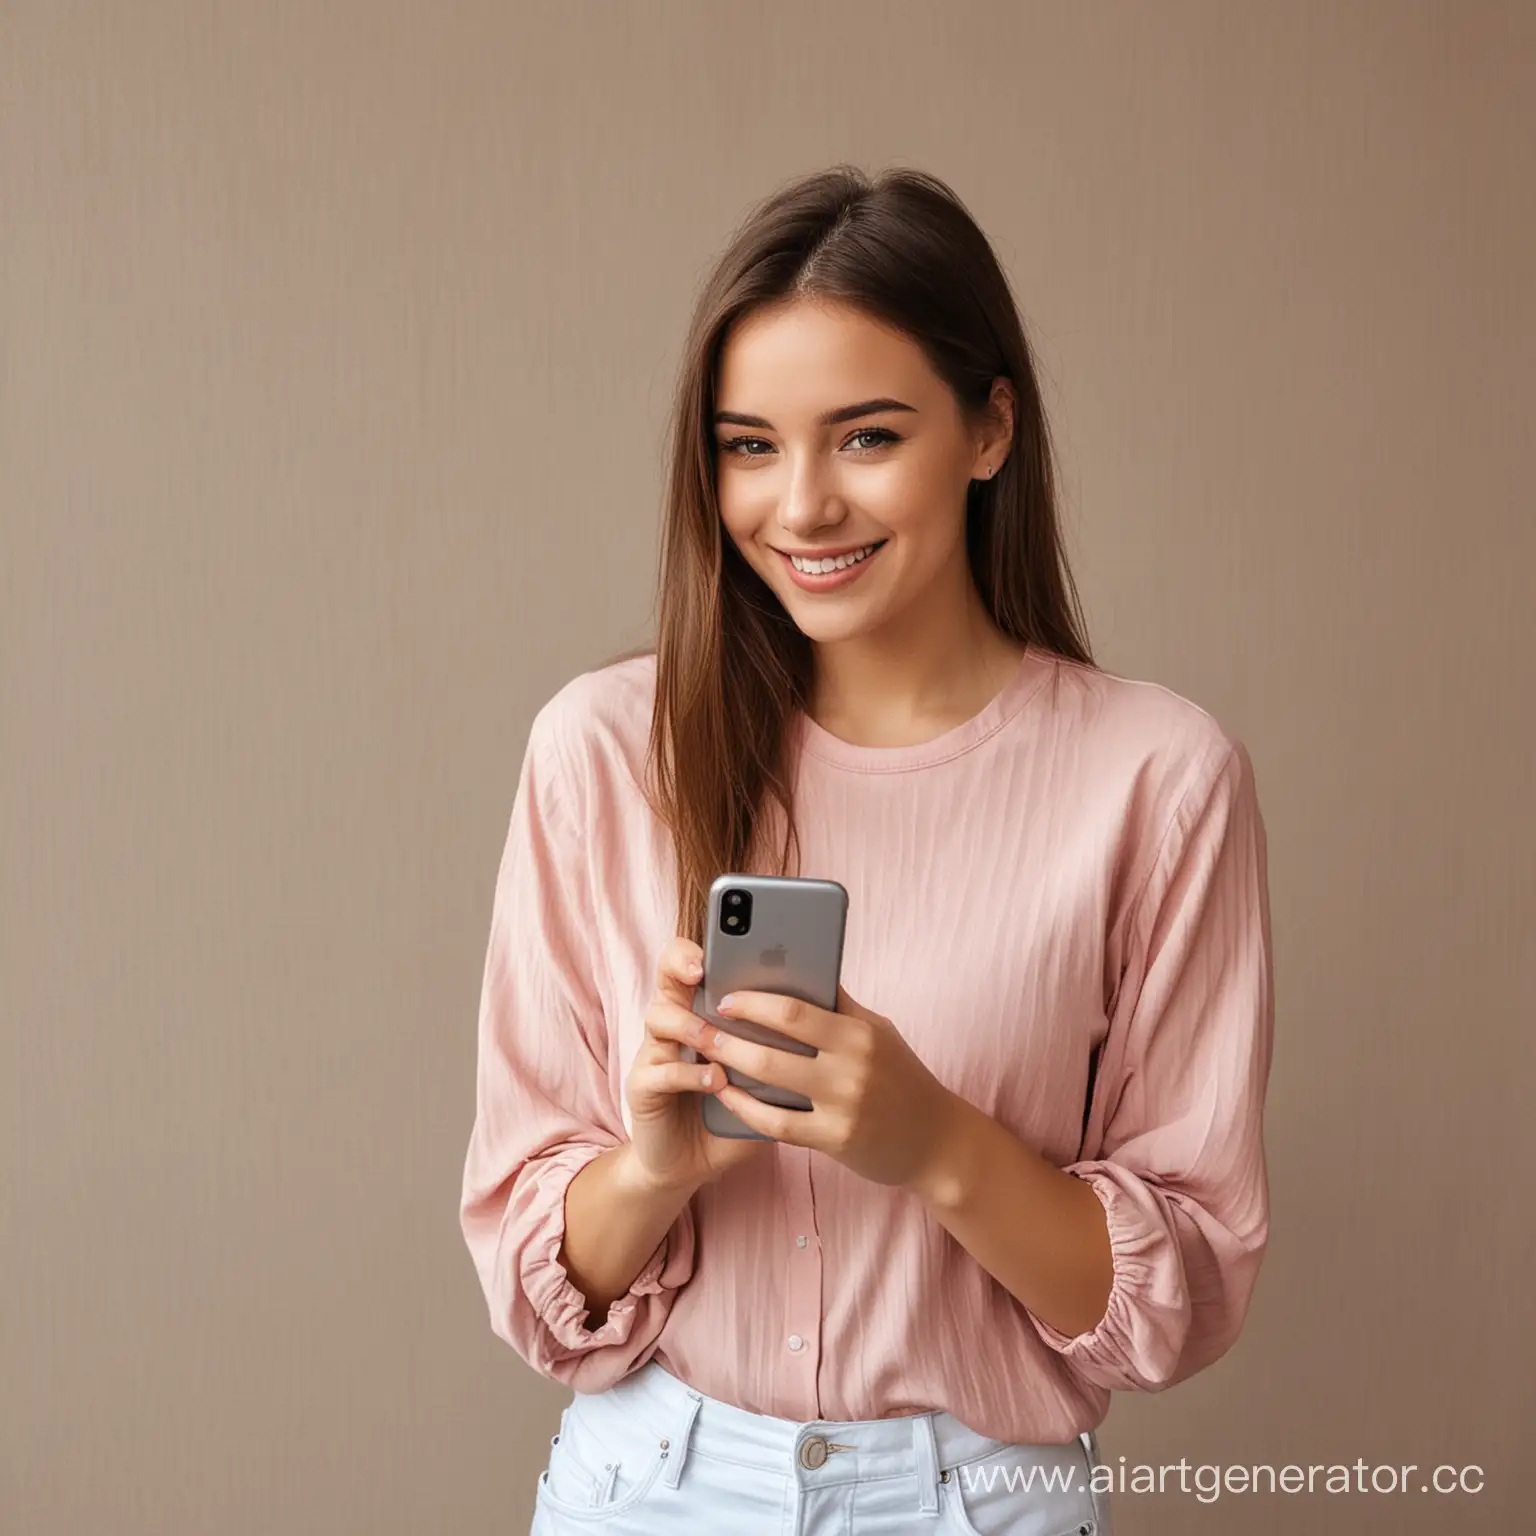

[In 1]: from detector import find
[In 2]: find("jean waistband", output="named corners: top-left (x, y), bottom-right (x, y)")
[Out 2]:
top-left (581, 1358), bottom-right (1095, 1503)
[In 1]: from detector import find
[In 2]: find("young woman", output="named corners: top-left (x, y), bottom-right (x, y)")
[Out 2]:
top-left (461, 164), bottom-right (1274, 1536)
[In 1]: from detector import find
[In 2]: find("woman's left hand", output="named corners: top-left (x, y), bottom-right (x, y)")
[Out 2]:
top-left (692, 984), bottom-right (964, 1192)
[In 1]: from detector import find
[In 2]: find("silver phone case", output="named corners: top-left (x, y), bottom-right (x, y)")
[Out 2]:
top-left (680, 873), bottom-right (849, 1140)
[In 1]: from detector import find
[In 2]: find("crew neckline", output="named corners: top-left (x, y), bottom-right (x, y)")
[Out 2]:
top-left (794, 644), bottom-right (1053, 773)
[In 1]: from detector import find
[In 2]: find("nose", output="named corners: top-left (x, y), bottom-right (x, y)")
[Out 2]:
top-left (773, 453), bottom-right (845, 538)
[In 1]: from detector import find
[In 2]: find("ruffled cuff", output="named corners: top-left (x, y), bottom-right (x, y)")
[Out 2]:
top-left (517, 1144), bottom-right (698, 1356)
top-left (1028, 1163), bottom-right (1190, 1391)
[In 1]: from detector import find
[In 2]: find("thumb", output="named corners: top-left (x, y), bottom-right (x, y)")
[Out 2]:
top-left (836, 982), bottom-right (876, 1021)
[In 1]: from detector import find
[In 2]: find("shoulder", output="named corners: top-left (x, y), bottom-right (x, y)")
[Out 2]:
top-left (528, 649), bottom-right (658, 797)
top-left (1040, 650), bottom-right (1255, 812)
top-left (1036, 654), bottom-right (1263, 947)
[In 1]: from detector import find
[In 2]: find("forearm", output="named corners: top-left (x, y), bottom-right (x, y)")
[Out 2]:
top-left (912, 1091), bottom-right (1115, 1339)
top-left (558, 1142), bottom-right (699, 1328)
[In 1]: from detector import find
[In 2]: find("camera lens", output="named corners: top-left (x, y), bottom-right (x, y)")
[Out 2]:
top-left (720, 887), bottom-right (752, 935)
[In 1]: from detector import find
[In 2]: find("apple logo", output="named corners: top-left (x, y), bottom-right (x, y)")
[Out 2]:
top-left (760, 944), bottom-right (787, 968)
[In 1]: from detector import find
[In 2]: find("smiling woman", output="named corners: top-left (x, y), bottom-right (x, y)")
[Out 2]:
top-left (706, 299), bottom-right (1022, 721)
top-left (460, 162), bottom-right (1273, 1536)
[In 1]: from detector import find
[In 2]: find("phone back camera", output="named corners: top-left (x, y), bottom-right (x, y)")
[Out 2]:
top-left (720, 888), bottom-right (753, 936)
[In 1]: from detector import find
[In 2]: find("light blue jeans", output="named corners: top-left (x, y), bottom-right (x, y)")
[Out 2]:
top-left (530, 1358), bottom-right (1114, 1535)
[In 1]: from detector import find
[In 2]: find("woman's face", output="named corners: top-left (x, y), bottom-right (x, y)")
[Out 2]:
top-left (712, 299), bottom-right (1007, 645)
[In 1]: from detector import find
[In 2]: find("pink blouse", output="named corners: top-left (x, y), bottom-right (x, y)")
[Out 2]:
top-left (459, 646), bottom-right (1274, 1442)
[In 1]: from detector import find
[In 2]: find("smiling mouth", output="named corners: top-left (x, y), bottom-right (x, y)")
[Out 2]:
top-left (777, 540), bottom-right (888, 574)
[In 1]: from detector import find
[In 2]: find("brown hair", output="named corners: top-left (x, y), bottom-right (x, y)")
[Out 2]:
top-left (604, 163), bottom-right (1095, 944)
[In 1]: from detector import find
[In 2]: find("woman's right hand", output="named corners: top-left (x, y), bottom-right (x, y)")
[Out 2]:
top-left (624, 936), bottom-right (774, 1193)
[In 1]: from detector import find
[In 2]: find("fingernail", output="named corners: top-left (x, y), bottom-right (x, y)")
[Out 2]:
top-left (685, 962), bottom-right (702, 979)
top-left (718, 994), bottom-right (736, 1012)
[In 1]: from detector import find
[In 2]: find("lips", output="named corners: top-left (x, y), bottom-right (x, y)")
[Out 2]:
top-left (778, 540), bottom-right (885, 565)
top-left (775, 539), bottom-right (888, 592)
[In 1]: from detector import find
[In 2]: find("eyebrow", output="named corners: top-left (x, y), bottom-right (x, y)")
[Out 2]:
top-left (713, 397), bottom-right (918, 430)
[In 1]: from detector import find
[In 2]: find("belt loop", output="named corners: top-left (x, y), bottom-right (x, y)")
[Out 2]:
top-left (1080, 1427), bottom-right (1101, 1473)
top-left (658, 1388), bottom-right (703, 1490)
top-left (910, 1412), bottom-right (940, 1514)
top-left (1081, 1428), bottom-right (1111, 1533)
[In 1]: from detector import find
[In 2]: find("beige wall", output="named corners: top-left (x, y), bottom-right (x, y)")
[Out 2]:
top-left (4, 2), bottom-right (1532, 1531)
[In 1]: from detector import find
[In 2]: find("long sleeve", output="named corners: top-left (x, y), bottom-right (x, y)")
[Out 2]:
top-left (458, 700), bottom-right (696, 1389)
top-left (1030, 738), bottom-right (1275, 1392)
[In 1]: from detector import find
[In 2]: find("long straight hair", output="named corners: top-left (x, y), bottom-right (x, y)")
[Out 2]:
top-left (604, 164), bottom-right (1096, 945)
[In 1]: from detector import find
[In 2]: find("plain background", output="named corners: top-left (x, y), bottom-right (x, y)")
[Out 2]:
top-left (3, 2), bottom-right (1532, 1531)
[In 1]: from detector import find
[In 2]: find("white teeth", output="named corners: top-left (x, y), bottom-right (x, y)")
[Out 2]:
top-left (789, 543), bottom-right (880, 574)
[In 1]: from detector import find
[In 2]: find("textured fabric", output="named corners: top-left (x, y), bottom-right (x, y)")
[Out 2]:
top-left (460, 645), bottom-right (1274, 1443)
top-left (528, 1357), bottom-right (1114, 1535)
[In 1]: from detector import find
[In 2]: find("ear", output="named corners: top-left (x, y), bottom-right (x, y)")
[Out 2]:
top-left (976, 377), bottom-right (1016, 474)
top-left (987, 376), bottom-right (1016, 453)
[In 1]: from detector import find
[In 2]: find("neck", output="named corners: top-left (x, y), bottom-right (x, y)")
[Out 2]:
top-left (805, 567), bottom-right (1025, 748)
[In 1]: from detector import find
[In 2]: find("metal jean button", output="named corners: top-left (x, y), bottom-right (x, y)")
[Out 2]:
top-left (799, 1436), bottom-right (828, 1469)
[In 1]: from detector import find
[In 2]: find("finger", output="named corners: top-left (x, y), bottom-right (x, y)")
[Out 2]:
top-left (656, 935), bottom-right (706, 1008)
top-left (712, 1083), bottom-right (815, 1148)
top-left (643, 994), bottom-right (712, 1050)
top-left (690, 1024), bottom-right (821, 1099)
top-left (836, 983), bottom-right (886, 1028)
top-left (634, 1056), bottom-right (727, 1098)
top-left (715, 989), bottom-right (839, 1049)
top-left (644, 999), bottom-right (820, 1099)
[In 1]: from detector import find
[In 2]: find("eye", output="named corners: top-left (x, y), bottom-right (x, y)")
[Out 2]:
top-left (846, 427), bottom-right (900, 452)
top-left (716, 426), bottom-right (903, 459)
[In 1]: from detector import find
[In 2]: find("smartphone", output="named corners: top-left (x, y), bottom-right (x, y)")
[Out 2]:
top-left (680, 873), bottom-right (849, 1140)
